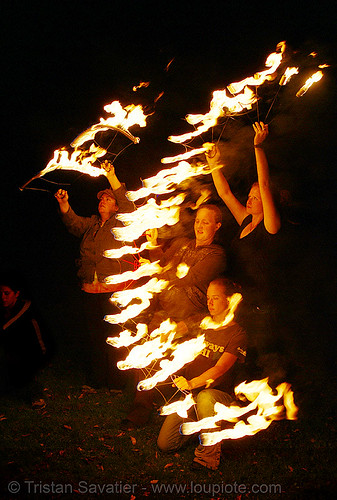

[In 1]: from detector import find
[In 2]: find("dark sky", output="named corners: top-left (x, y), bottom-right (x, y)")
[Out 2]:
top-left (1, 0), bottom-right (337, 313)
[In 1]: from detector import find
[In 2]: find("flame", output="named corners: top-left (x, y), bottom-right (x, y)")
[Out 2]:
top-left (296, 70), bottom-right (323, 97)
top-left (161, 147), bottom-right (208, 165)
top-left (104, 241), bottom-right (154, 260)
top-left (227, 45), bottom-right (285, 95)
top-left (71, 101), bottom-right (147, 147)
top-left (106, 323), bottom-right (148, 348)
top-left (160, 393), bottom-right (196, 418)
top-left (168, 42), bottom-right (286, 145)
top-left (113, 194), bottom-right (185, 242)
top-left (137, 335), bottom-right (206, 391)
top-left (200, 293), bottom-right (242, 330)
top-left (169, 87), bottom-right (257, 144)
top-left (104, 278), bottom-right (168, 324)
top-left (176, 263), bottom-right (190, 279)
top-left (117, 320), bottom-right (178, 370)
top-left (180, 378), bottom-right (298, 444)
top-left (38, 144), bottom-right (106, 179)
top-left (133, 81), bottom-right (150, 91)
top-left (279, 67), bottom-right (299, 86)
top-left (126, 161), bottom-right (211, 202)
top-left (105, 261), bottom-right (163, 285)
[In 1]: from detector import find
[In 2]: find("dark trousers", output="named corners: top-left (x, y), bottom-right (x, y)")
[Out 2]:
top-left (81, 292), bottom-right (128, 389)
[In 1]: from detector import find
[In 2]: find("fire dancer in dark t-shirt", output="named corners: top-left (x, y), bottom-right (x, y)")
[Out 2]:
top-left (157, 277), bottom-right (247, 471)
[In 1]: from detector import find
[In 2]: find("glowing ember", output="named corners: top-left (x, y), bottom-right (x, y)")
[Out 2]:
top-left (296, 70), bottom-right (323, 97)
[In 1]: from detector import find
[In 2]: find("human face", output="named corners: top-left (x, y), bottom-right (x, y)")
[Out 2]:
top-left (98, 194), bottom-right (118, 220)
top-left (246, 185), bottom-right (263, 216)
top-left (0, 285), bottom-right (19, 310)
top-left (194, 207), bottom-right (221, 247)
top-left (207, 282), bottom-right (228, 322)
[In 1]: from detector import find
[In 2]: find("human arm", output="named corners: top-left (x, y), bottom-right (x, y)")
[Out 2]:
top-left (55, 189), bottom-right (94, 237)
top-left (173, 352), bottom-right (238, 391)
top-left (102, 160), bottom-right (122, 191)
top-left (102, 161), bottom-right (135, 213)
top-left (204, 143), bottom-right (247, 225)
top-left (253, 122), bottom-right (281, 234)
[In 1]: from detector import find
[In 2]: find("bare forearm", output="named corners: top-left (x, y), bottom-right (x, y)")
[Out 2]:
top-left (106, 172), bottom-right (122, 190)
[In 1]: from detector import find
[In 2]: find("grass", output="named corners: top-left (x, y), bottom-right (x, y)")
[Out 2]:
top-left (1, 345), bottom-right (337, 499)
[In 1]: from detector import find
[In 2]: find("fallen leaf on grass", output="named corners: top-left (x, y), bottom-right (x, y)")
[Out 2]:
top-left (63, 424), bottom-right (72, 430)
top-left (130, 436), bottom-right (137, 445)
top-left (150, 480), bottom-right (158, 484)
top-left (32, 399), bottom-right (46, 409)
top-left (0, 415), bottom-right (7, 421)
top-left (164, 463), bottom-right (173, 469)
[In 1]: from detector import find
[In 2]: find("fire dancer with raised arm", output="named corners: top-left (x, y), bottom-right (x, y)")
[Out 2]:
top-left (157, 277), bottom-right (247, 471)
top-left (205, 121), bottom-right (281, 306)
top-left (54, 162), bottom-right (135, 389)
top-left (206, 122), bottom-right (284, 384)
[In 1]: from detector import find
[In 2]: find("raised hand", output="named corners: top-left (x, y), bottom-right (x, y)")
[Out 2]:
top-left (253, 122), bottom-right (269, 146)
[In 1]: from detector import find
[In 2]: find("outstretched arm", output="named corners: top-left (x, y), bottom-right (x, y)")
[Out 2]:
top-left (205, 143), bottom-right (247, 225)
top-left (253, 122), bottom-right (281, 234)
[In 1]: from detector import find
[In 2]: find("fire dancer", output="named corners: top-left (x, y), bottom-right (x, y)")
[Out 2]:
top-left (205, 121), bottom-right (281, 306)
top-left (145, 203), bottom-right (226, 326)
top-left (54, 162), bottom-right (135, 389)
top-left (157, 277), bottom-right (247, 471)
top-left (206, 122), bottom-right (283, 383)
top-left (121, 204), bottom-right (226, 427)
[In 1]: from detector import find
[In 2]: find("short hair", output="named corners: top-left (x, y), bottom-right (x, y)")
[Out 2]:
top-left (196, 204), bottom-right (222, 224)
top-left (208, 276), bottom-right (241, 297)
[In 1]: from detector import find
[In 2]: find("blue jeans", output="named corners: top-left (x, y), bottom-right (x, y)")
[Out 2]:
top-left (157, 389), bottom-right (233, 470)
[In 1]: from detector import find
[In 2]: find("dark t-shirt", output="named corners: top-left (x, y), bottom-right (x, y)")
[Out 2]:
top-left (184, 321), bottom-right (247, 394)
top-left (229, 215), bottom-right (279, 305)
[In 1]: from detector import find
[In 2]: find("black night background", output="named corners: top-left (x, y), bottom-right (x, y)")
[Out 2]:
top-left (1, 0), bottom-right (337, 496)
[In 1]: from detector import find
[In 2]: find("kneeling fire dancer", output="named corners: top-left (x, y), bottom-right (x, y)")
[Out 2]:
top-left (157, 277), bottom-right (247, 471)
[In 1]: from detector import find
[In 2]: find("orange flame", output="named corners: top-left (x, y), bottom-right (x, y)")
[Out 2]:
top-left (180, 378), bottom-right (298, 444)
top-left (279, 67), bottom-right (299, 86)
top-left (296, 70), bottom-right (323, 97)
top-left (113, 194), bottom-right (185, 242)
top-left (137, 335), bottom-right (206, 391)
top-left (160, 393), bottom-right (196, 418)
